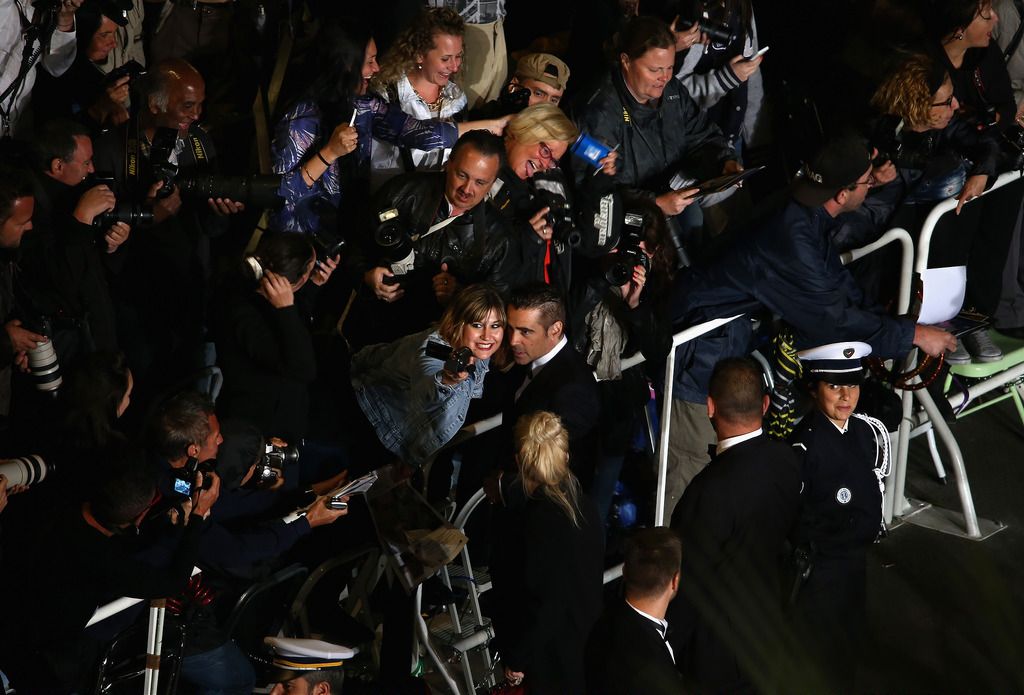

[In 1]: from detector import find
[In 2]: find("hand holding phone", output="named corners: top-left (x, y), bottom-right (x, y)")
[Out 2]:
top-left (747, 45), bottom-right (769, 60)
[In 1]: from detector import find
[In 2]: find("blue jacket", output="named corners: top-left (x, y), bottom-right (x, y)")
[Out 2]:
top-left (351, 328), bottom-right (490, 466)
top-left (670, 198), bottom-right (916, 403)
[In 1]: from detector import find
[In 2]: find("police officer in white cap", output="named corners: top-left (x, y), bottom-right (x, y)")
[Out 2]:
top-left (790, 341), bottom-right (890, 687)
top-left (264, 637), bottom-right (355, 694)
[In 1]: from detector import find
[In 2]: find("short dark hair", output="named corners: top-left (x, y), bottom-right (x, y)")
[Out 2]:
top-left (0, 164), bottom-right (33, 224)
top-left (623, 527), bottom-right (682, 600)
top-left (148, 390), bottom-right (215, 461)
top-left (91, 443), bottom-right (158, 527)
top-left (509, 283), bottom-right (566, 330)
top-left (450, 129), bottom-right (506, 165)
top-left (33, 118), bottom-right (90, 173)
top-left (708, 357), bottom-right (766, 424)
top-left (616, 16), bottom-right (676, 61)
top-left (251, 232), bottom-right (315, 283)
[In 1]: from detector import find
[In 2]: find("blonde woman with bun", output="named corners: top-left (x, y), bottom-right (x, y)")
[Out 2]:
top-left (489, 411), bottom-right (604, 694)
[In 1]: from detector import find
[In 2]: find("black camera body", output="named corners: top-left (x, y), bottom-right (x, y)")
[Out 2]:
top-left (172, 457), bottom-right (216, 496)
top-left (105, 59), bottom-right (145, 87)
top-left (529, 169), bottom-right (580, 247)
top-left (90, 171), bottom-right (155, 231)
top-left (374, 208), bottom-right (415, 286)
top-left (425, 341), bottom-right (476, 376)
top-left (606, 212), bottom-right (651, 287)
top-left (498, 85), bottom-right (531, 115)
top-left (245, 437), bottom-right (299, 490)
top-left (310, 227), bottom-right (345, 265)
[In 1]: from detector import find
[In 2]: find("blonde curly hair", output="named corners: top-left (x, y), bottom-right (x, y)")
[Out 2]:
top-left (374, 8), bottom-right (465, 90)
top-left (514, 410), bottom-right (582, 527)
top-left (871, 54), bottom-right (948, 130)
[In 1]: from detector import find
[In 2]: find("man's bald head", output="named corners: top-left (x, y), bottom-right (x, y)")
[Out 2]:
top-left (139, 59), bottom-right (205, 134)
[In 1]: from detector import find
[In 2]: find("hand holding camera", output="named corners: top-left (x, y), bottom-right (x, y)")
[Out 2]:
top-left (74, 185), bottom-right (116, 226)
top-left (366, 267), bottom-right (405, 301)
top-left (311, 254), bottom-right (339, 286)
top-left (426, 341), bottom-right (476, 385)
top-left (4, 320), bottom-right (47, 372)
top-left (103, 221), bottom-right (131, 254)
top-left (671, 15), bottom-right (705, 51)
top-left (207, 197), bottom-right (246, 216)
top-left (191, 471), bottom-right (221, 520)
top-left (147, 180), bottom-right (182, 223)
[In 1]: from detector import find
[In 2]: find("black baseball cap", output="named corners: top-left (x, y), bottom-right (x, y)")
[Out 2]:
top-left (791, 137), bottom-right (872, 208)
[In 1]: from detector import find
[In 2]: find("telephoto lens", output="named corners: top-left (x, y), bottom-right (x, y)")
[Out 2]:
top-left (0, 455), bottom-right (50, 488)
top-left (26, 319), bottom-right (62, 395)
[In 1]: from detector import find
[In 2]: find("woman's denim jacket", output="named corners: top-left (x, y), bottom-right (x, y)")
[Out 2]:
top-left (351, 328), bottom-right (489, 466)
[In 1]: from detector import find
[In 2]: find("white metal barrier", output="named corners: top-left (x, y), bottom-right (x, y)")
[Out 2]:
top-left (883, 171), bottom-right (1024, 540)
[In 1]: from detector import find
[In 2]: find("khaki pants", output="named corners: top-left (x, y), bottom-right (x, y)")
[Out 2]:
top-left (663, 398), bottom-right (716, 521)
top-left (460, 18), bottom-right (507, 110)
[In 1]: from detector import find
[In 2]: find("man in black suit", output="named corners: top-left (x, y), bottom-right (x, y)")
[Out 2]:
top-left (668, 357), bottom-right (806, 694)
top-left (586, 527), bottom-right (687, 695)
top-left (503, 283), bottom-right (600, 487)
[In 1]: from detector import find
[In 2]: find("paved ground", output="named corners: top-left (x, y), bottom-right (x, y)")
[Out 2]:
top-left (863, 399), bottom-right (1024, 692)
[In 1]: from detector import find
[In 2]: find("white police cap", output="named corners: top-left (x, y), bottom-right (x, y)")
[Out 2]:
top-left (264, 636), bottom-right (357, 676)
top-left (797, 341), bottom-right (872, 384)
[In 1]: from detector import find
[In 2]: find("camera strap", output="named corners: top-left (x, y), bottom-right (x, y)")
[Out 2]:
top-left (125, 114), bottom-right (143, 197)
top-left (411, 213), bottom-right (461, 242)
top-left (1003, 0), bottom-right (1024, 63)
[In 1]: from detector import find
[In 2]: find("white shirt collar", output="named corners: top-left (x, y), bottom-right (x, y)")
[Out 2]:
top-left (626, 601), bottom-right (668, 630)
top-left (531, 335), bottom-right (567, 376)
top-left (716, 427), bottom-right (762, 456)
top-left (828, 418), bottom-right (850, 434)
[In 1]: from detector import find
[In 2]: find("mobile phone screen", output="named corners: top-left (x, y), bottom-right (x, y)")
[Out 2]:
top-left (173, 478), bottom-right (192, 496)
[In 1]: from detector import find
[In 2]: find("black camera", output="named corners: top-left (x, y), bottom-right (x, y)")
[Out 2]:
top-left (89, 172), bottom-right (156, 231)
top-left (105, 59), bottom-right (145, 86)
top-left (668, 0), bottom-right (734, 44)
top-left (245, 437), bottom-right (299, 490)
top-left (529, 169), bottom-right (580, 247)
top-left (869, 115), bottom-right (905, 168)
top-left (606, 212), bottom-right (651, 287)
top-left (425, 341), bottom-right (476, 376)
top-left (172, 458), bottom-right (216, 497)
top-left (310, 227), bottom-right (345, 266)
top-left (373, 208), bottom-right (415, 285)
top-left (498, 85), bottom-right (531, 114)
top-left (149, 127), bottom-right (180, 199)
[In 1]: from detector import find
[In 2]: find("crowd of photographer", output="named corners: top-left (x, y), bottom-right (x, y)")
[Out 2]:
top-left (1, 0), bottom-right (1024, 692)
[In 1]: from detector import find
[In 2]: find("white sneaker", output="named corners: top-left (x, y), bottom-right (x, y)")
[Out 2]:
top-left (946, 341), bottom-right (970, 365)
top-left (964, 329), bottom-right (1003, 363)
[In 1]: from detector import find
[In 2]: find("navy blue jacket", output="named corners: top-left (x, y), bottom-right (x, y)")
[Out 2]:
top-left (669, 198), bottom-right (915, 403)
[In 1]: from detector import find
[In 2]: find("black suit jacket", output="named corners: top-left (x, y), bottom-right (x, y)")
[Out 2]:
top-left (502, 342), bottom-right (601, 487)
top-left (585, 599), bottom-right (687, 695)
top-left (667, 435), bottom-right (802, 694)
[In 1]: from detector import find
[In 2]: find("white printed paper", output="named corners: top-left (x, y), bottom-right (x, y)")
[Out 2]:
top-left (919, 266), bottom-right (967, 324)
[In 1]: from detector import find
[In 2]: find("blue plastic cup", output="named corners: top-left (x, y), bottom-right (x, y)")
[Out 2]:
top-left (570, 132), bottom-right (612, 167)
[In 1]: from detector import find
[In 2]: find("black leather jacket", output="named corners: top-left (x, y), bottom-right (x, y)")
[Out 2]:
top-left (352, 170), bottom-right (517, 292)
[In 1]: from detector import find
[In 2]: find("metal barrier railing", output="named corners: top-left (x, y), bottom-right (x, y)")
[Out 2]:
top-left (884, 170), bottom-right (1023, 540)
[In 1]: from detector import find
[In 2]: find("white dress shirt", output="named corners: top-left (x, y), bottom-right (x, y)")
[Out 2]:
top-left (716, 427), bottom-right (762, 456)
top-left (627, 601), bottom-right (675, 664)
